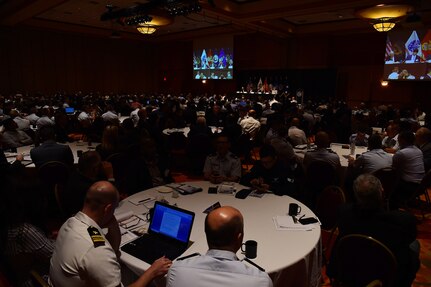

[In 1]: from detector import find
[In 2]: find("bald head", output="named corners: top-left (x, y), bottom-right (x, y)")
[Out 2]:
top-left (205, 206), bottom-right (244, 251)
top-left (416, 127), bottom-right (431, 146)
top-left (84, 181), bottom-right (119, 211)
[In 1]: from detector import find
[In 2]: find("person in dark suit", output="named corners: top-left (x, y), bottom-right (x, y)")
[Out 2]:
top-left (30, 125), bottom-right (74, 168)
top-left (328, 174), bottom-right (420, 287)
top-left (405, 49), bottom-right (421, 63)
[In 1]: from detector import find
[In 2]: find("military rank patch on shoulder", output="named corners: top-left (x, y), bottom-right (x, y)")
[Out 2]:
top-left (87, 226), bottom-right (105, 247)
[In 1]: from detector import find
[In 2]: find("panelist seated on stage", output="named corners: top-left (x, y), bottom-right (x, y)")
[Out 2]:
top-left (166, 206), bottom-right (273, 287)
top-left (203, 133), bottom-right (242, 184)
top-left (50, 181), bottom-right (171, 287)
top-left (30, 125), bottom-right (74, 168)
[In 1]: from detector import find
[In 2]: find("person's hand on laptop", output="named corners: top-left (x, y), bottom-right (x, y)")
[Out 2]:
top-left (148, 256), bottom-right (172, 278)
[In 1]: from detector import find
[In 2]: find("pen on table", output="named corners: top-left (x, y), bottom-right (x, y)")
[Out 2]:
top-left (138, 198), bottom-right (152, 203)
top-left (299, 214), bottom-right (306, 220)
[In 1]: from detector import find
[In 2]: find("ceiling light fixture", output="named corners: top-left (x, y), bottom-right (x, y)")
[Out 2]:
top-left (372, 18), bottom-right (396, 32)
top-left (356, 4), bottom-right (413, 32)
top-left (137, 24), bottom-right (157, 34)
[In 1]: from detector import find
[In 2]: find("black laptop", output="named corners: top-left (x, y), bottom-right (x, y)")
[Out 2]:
top-left (121, 201), bottom-right (195, 264)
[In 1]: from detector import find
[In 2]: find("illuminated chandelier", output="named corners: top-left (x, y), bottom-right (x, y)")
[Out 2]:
top-left (137, 24), bottom-right (157, 34)
top-left (372, 18), bottom-right (396, 32)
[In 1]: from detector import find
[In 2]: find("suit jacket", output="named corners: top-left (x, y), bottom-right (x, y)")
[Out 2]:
top-left (405, 54), bottom-right (421, 63)
top-left (30, 140), bottom-right (74, 168)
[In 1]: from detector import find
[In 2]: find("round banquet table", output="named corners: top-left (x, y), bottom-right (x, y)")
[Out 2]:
top-left (117, 181), bottom-right (322, 287)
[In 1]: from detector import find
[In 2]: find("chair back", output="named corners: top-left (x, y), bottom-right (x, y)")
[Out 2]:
top-left (372, 167), bottom-right (397, 210)
top-left (316, 185), bottom-right (345, 231)
top-left (105, 152), bottom-right (129, 193)
top-left (38, 161), bottom-right (70, 186)
top-left (305, 160), bottom-right (337, 208)
top-left (335, 234), bottom-right (397, 287)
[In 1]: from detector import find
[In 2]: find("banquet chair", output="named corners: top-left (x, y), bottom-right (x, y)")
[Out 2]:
top-left (372, 167), bottom-right (397, 211)
top-left (38, 161), bottom-right (70, 186)
top-left (105, 152), bottom-right (129, 193)
top-left (305, 160), bottom-right (337, 210)
top-left (333, 234), bottom-right (397, 287)
top-left (38, 161), bottom-right (71, 218)
top-left (315, 185), bottom-right (346, 265)
top-left (413, 169), bottom-right (431, 219)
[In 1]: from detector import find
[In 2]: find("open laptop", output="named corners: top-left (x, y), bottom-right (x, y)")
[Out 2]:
top-left (121, 201), bottom-right (195, 264)
top-left (65, 107), bottom-right (75, 115)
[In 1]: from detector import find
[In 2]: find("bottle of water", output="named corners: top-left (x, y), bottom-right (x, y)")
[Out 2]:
top-left (350, 141), bottom-right (356, 155)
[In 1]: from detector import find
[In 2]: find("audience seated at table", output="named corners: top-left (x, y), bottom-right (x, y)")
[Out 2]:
top-left (9, 109), bottom-right (31, 131)
top-left (241, 144), bottom-right (300, 197)
top-left (415, 127), bottom-right (431, 172)
top-left (327, 174), bottom-right (420, 287)
top-left (50, 181), bottom-right (171, 287)
top-left (62, 151), bottom-right (115, 217)
top-left (382, 122), bottom-right (400, 153)
top-left (1, 175), bottom-right (54, 287)
top-left (30, 126), bottom-right (74, 168)
top-left (0, 118), bottom-right (33, 149)
top-left (166, 206), bottom-right (273, 287)
top-left (96, 125), bottom-right (122, 160)
top-left (0, 134), bottom-right (24, 179)
top-left (35, 108), bottom-right (54, 130)
top-left (391, 131), bottom-right (425, 209)
top-left (288, 117), bottom-right (307, 146)
top-left (203, 133), bottom-right (241, 184)
top-left (303, 131), bottom-right (341, 171)
top-left (348, 133), bottom-right (392, 174)
top-left (349, 125), bottom-right (369, 147)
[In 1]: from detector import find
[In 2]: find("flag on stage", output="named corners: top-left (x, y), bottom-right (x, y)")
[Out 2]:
top-left (421, 30), bottom-right (431, 61)
top-left (263, 78), bottom-right (269, 92)
top-left (385, 37), bottom-right (393, 58)
top-left (405, 30), bottom-right (423, 59)
top-left (257, 77), bottom-right (263, 92)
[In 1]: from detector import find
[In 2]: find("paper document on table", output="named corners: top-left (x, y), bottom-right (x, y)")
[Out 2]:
top-left (273, 216), bottom-right (315, 231)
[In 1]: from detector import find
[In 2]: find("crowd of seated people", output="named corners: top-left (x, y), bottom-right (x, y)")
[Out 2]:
top-left (0, 91), bottom-right (430, 285)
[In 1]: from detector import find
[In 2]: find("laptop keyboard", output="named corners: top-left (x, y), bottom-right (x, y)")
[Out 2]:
top-left (122, 234), bottom-right (185, 264)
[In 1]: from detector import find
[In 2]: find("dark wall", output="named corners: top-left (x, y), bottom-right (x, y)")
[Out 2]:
top-left (1, 26), bottom-right (430, 108)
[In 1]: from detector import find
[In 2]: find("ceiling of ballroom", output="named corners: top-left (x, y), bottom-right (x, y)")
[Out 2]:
top-left (0, 0), bottom-right (430, 41)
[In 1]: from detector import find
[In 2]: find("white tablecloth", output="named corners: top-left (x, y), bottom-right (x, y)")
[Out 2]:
top-left (294, 143), bottom-right (368, 167)
top-left (162, 126), bottom-right (222, 137)
top-left (116, 181), bottom-right (322, 287)
top-left (6, 141), bottom-right (98, 167)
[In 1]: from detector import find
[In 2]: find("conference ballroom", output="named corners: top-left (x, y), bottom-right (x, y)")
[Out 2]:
top-left (1, 0), bottom-right (431, 286)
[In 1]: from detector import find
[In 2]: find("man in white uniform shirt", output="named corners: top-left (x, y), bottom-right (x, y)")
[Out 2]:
top-left (49, 181), bottom-right (171, 287)
top-left (166, 206), bottom-right (273, 287)
top-left (391, 131), bottom-right (425, 208)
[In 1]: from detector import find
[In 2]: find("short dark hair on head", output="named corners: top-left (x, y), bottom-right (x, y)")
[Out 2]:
top-left (259, 144), bottom-right (277, 158)
top-left (353, 174), bottom-right (383, 211)
top-left (38, 125), bottom-right (56, 142)
top-left (78, 151), bottom-right (101, 174)
top-left (204, 213), bottom-right (243, 248)
top-left (368, 134), bottom-right (382, 150)
top-left (398, 131), bottom-right (415, 145)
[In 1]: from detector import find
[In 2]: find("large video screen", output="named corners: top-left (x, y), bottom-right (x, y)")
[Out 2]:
top-left (193, 35), bottom-right (233, 80)
top-left (383, 29), bottom-right (431, 80)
